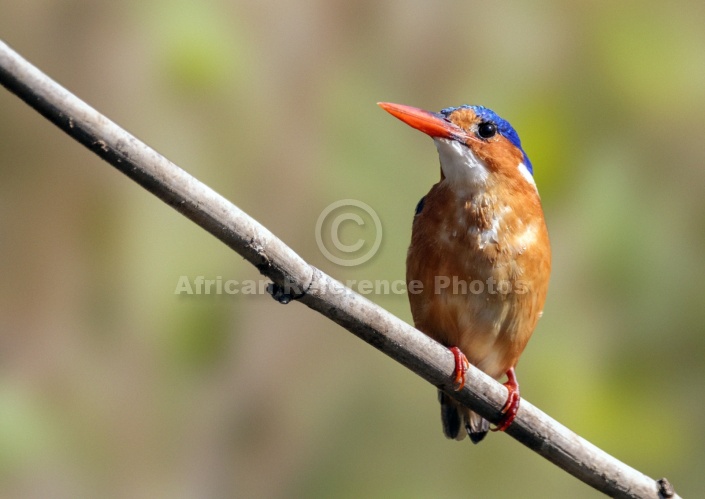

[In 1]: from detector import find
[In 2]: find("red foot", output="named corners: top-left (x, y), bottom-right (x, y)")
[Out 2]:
top-left (491, 367), bottom-right (521, 432)
top-left (449, 346), bottom-right (469, 391)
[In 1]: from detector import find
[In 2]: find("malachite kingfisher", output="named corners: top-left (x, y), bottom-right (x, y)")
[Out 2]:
top-left (379, 102), bottom-right (551, 443)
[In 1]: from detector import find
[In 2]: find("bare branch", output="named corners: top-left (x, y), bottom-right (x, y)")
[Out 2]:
top-left (0, 40), bottom-right (678, 499)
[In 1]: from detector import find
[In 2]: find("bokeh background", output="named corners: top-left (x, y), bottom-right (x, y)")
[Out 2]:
top-left (1, 1), bottom-right (705, 497)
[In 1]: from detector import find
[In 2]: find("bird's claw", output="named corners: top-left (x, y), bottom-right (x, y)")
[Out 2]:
top-left (491, 367), bottom-right (520, 432)
top-left (449, 346), bottom-right (470, 391)
top-left (446, 350), bottom-right (521, 432)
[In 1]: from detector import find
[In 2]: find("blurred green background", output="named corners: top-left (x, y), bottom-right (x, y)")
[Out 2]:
top-left (1, 1), bottom-right (704, 497)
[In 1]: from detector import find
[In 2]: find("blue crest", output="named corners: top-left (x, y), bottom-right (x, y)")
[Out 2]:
top-left (439, 105), bottom-right (533, 175)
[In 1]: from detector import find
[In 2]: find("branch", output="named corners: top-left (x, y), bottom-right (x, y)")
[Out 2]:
top-left (0, 40), bottom-right (678, 499)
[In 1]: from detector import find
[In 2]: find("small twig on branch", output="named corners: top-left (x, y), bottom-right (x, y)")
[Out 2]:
top-left (0, 40), bottom-right (678, 499)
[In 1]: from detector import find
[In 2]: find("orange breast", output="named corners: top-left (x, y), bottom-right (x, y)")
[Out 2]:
top-left (406, 180), bottom-right (551, 379)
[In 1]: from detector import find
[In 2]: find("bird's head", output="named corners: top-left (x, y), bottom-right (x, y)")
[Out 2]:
top-left (378, 102), bottom-right (535, 192)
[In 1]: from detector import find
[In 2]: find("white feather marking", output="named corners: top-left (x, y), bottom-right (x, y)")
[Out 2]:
top-left (434, 138), bottom-right (489, 187)
top-left (514, 223), bottom-right (538, 253)
top-left (477, 205), bottom-right (512, 249)
top-left (478, 215), bottom-right (501, 249)
top-left (518, 162), bottom-right (537, 190)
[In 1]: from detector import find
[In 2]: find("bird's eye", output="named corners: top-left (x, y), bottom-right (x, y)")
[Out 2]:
top-left (477, 121), bottom-right (497, 139)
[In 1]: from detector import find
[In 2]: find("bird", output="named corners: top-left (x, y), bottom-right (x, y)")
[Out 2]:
top-left (378, 102), bottom-right (551, 443)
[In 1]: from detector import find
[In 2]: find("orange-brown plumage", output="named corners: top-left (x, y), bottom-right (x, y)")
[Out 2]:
top-left (380, 102), bottom-right (551, 442)
top-left (407, 177), bottom-right (550, 379)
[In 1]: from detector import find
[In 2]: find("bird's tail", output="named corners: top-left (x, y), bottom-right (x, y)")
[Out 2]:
top-left (438, 390), bottom-right (490, 444)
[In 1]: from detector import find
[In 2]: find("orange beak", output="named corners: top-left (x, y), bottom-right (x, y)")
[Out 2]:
top-left (378, 102), bottom-right (466, 140)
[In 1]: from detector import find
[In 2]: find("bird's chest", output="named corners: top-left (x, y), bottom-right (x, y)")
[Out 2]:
top-left (413, 191), bottom-right (538, 284)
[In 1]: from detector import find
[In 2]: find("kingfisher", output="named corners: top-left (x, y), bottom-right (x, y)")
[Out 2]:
top-left (379, 102), bottom-right (551, 443)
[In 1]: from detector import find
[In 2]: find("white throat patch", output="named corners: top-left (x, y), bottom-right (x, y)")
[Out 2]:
top-left (434, 138), bottom-right (489, 187)
top-left (434, 138), bottom-right (538, 192)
